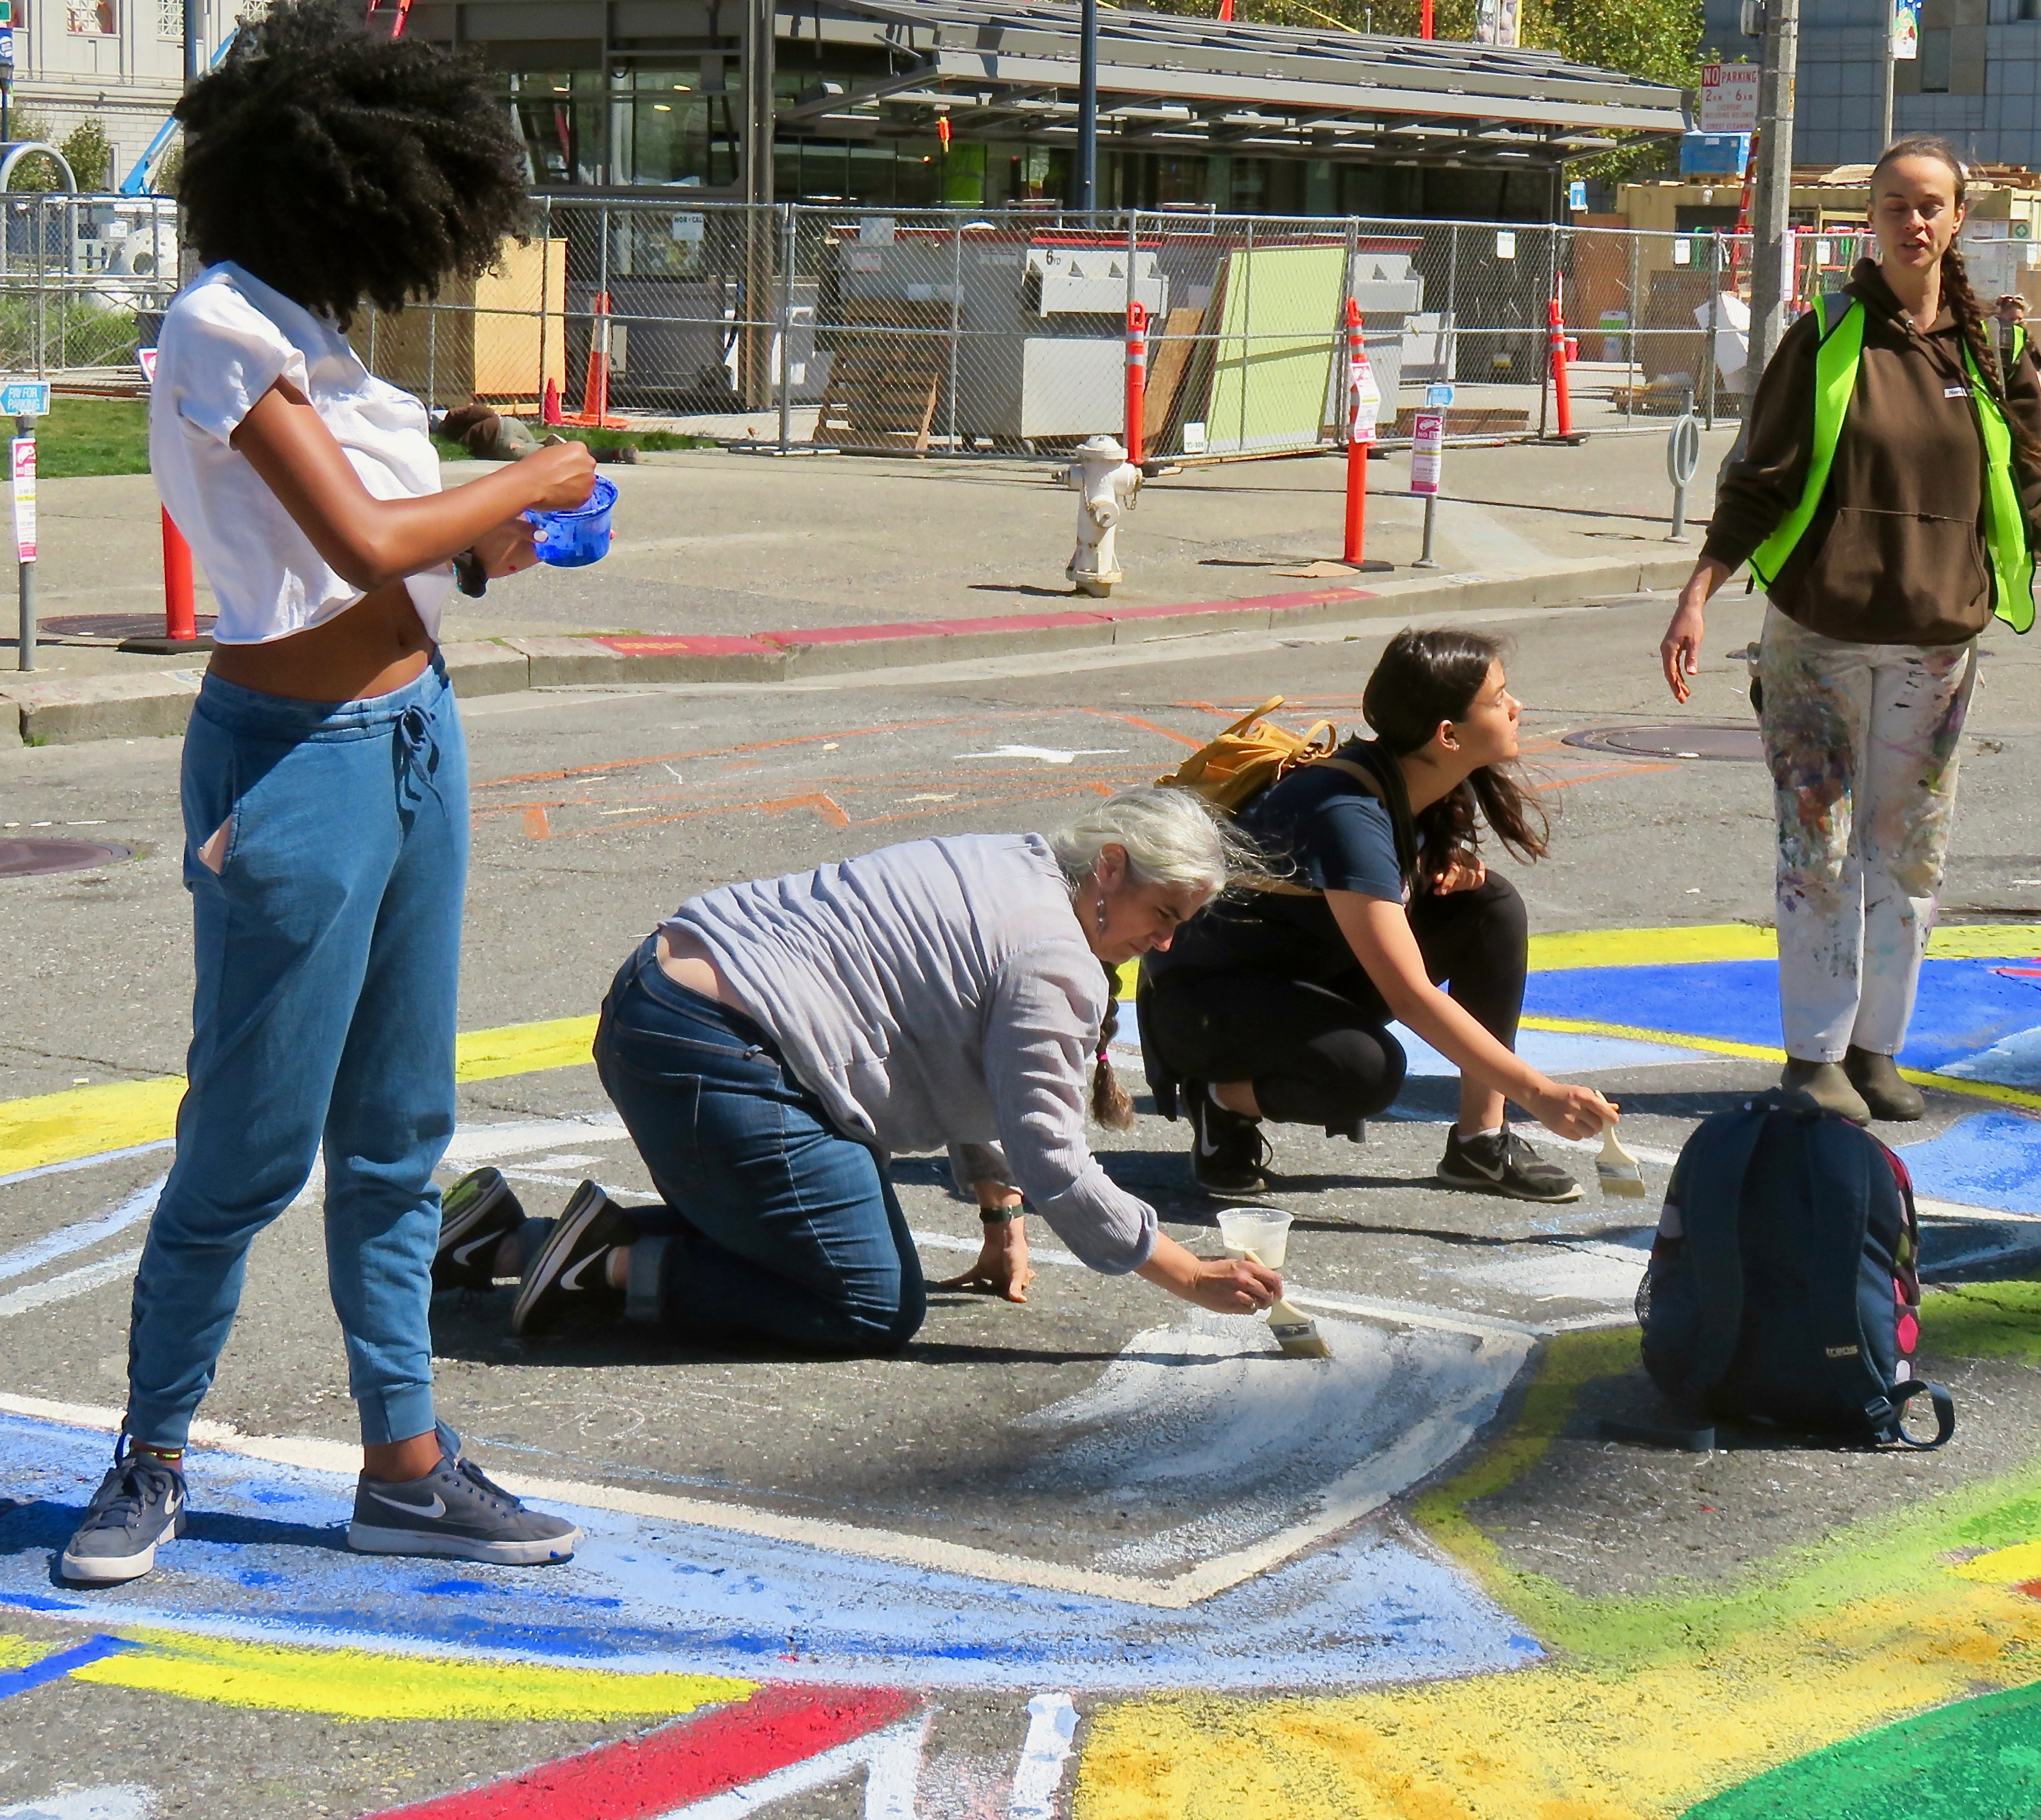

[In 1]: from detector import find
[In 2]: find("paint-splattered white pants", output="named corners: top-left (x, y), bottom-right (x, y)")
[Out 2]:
top-left (1760, 606), bottom-right (1977, 1062)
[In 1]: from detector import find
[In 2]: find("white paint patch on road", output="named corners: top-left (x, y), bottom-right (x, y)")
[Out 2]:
top-left (439, 1115), bottom-right (627, 1170)
top-left (1014, 1309), bottom-right (1532, 1578)
top-left (954, 745), bottom-right (1129, 765)
top-left (1006, 1692), bottom-right (1078, 1820)
top-left (0, 1248), bottom-right (144, 1320)
top-left (653, 1715), bottom-right (928, 1819)
top-left (0, 1175), bottom-right (164, 1285)
top-left (1449, 1240), bottom-right (1648, 1305)
top-left (0, 1786), bottom-right (157, 1820)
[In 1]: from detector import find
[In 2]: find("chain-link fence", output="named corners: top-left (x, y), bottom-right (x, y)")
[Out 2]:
top-left (0, 194), bottom-right (1886, 458)
top-left (0, 194), bottom-right (180, 391)
top-left (358, 200), bottom-right (1786, 458)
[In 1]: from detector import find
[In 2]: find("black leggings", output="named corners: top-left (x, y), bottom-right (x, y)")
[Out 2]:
top-left (1142, 875), bottom-right (1529, 1130)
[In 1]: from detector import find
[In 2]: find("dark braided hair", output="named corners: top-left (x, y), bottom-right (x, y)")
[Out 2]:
top-left (1874, 136), bottom-right (2041, 466)
top-left (1360, 627), bottom-right (1549, 893)
top-left (175, 0), bottom-right (530, 329)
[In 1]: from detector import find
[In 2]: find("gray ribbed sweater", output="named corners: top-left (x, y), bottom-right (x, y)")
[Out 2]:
top-left (660, 832), bottom-right (1158, 1273)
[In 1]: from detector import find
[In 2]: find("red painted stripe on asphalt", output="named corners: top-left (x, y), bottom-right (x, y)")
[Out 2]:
top-left (587, 586), bottom-right (1383, 664)
top-left (365, 1682), bottom-right (920, 1820)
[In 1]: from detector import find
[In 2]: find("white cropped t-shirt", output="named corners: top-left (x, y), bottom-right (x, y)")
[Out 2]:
top-left (148, 262), bottom-right (455, 645)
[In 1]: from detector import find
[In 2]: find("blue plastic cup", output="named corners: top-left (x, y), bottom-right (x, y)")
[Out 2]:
top-left (526, 474), bottom-right (618, 567)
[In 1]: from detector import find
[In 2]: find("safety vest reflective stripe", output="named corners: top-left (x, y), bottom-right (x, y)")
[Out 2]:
top-left (1747, 297), bottom-right (2035, 634)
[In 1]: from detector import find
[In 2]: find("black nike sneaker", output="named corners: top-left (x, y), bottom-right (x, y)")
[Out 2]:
top-left (433, 1167), bottom-right (526, 1292)
top-left (1184, 1083), bottom-right (1273, 1198)
top-left (511, 1181), bottom-right (634, 1337)
top-left (1435, 1127), bottom-right (1584, 1203)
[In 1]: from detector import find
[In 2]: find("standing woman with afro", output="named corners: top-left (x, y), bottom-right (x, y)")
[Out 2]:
top-left (60, 0), bottom-right (595, 1584)
top-left (1662, 138), bottom-right (2041, 1124)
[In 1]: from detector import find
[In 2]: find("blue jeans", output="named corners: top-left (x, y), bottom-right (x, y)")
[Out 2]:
top-left (125, 658), bottom-right (468, 1450)
top-left (593, 938), bottom-right (925, 1354)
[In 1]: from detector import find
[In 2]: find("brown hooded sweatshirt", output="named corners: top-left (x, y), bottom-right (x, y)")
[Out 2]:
top-left (1701, 258), bottom-right (2041, 645)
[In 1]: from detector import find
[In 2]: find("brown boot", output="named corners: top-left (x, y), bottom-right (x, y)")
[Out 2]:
top-left (1843, 1047), bottom-right (1926, 1122)
top-left (1780, 1058), bottom-right (1871, 1125)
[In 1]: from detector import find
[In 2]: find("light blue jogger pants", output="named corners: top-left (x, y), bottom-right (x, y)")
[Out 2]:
top-left (124, 655), bottom-right (467, 1450)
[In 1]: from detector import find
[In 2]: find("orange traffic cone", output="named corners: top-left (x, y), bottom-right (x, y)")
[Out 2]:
top-left (541, 376), bottom-right (562, 426)
top-left (567, 292), bottom-right (627, 429)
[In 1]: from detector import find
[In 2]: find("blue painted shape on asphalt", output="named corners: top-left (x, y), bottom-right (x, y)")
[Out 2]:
top-left (1523, 956), bottom-right (2041, 1080)
top-left (0, 1413), bottom-right (1538, 1692)
top-left (1389, 1024), bottom-right (1700, 1078)
top-left (1896, 1112), bottom-right (2041, 1216)
top-left (0, 1634), bottom-right (143, 1701)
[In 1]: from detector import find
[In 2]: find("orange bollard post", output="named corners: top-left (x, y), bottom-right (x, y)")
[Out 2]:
top-left (1546, 296), bottom-right (1580, 443)
top-left (162, 508), bottom-right (196, 641)
top-left (1342, 298), bottom-right (1376, 567)
top-left (1124, 300), bottom-right (1147, 468)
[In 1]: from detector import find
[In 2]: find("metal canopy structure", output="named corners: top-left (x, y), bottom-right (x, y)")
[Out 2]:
top-left (778, 0), bottom-right (1689, 168)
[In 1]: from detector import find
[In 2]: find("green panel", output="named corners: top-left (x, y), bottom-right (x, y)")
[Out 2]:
top-left (941, 143), bottom-right (986, 205)
top-left (1682, 1680), bottom-right (2041, 1819)
top-left (1204, 243), bottom-right (1345, 457)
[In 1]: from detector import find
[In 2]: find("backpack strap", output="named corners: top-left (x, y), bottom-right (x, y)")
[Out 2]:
top-left (1680, 1105), bottom-right (1772, 1397)
top-left (1312, 742), bottom-right (1420, 889)
top-left (1867, 1378), bottom-right (1956, 1450)
top-left (1801, 1113), bottom-right (1885, 1408)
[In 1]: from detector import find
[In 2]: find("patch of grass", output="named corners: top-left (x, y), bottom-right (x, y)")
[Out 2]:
top-left (28, 398), bottom-right (150, 478)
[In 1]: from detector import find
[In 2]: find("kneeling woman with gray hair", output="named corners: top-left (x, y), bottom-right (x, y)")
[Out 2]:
top-left (436, 787), bottom-right (1280, 1345)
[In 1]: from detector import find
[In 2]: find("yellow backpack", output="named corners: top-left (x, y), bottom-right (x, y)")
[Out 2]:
top-left (1155, 696), bottom-right (1341, 810)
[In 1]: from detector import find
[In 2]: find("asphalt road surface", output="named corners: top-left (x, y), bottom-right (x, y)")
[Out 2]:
top-left (5, 586), bottom-right (2041, 1819)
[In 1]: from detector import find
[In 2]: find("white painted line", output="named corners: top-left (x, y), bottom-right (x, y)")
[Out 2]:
top-left (0, 1248), bottom-right (142, 1320)
top-left (653, 1715), bottom-right (929, 1820)
top-left (1008, 1692), bottom-right (1078, 1820)
top-left (0, 1139), bottom-right (175, 1192)
top-left (0, 1176), bottom-right (164, 1286)
top-left (0, 1787), bottom-right (158, 1820)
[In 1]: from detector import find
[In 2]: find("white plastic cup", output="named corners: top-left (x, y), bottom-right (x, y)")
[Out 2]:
top-left (1216, 1206), bottom-right (1293, 1269)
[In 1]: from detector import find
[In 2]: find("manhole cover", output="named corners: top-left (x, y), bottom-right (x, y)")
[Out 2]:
top-left (0, 838), bottom-right (133, 877)
top-left (1563, 722), bottom-right (1764, 762)
top-left (39, 612), bottom-right (217, 641)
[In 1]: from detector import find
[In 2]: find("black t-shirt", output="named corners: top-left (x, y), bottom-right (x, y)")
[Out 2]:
top-left (1150, 741), bottom-right (1409, 985)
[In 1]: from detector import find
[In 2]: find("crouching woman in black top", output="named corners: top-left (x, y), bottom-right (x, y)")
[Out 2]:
top-left (1141, 628), bottom-right (1617, 1201)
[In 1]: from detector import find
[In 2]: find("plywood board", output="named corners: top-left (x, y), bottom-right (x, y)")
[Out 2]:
top-left (1142, 305), bottom-right (1205, 446)
top-left (1203, 243), bottom-right (1346, 457)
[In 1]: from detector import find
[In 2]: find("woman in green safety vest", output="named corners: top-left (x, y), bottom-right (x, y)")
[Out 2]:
top-left (1659, 136), bottom-right (2041, 1125)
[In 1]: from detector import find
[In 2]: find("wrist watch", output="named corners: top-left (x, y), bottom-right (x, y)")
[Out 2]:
top-left (979, 1202), bottom-right (1024, 1223)
top-left (453, 547), bottom-right (488, 598)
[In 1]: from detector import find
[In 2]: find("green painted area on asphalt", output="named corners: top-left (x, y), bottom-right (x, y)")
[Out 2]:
top-left (1682, 1679), bottom-right (2041, 1818)
top-left (1928, 1278), bottom-right (2041, 1365)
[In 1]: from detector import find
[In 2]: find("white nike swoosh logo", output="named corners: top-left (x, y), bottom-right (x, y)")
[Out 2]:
top-left (559, 1249), bottom-right (610, 1293)
top-left (371, 1491), bottom-right (447, 1519)
top-left (1197, 1127), bottom-right (1223, 1158)
top-left (1455, 1151), bottom-right (1506, 1179)
top-left (450, 1232), bottom-right (504, 1267)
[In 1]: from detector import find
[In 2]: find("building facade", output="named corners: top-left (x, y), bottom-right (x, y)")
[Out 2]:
top-left (1702, 0), bottom-right (2041, 169)
top-left (5, 0), bottom-right (235, 179)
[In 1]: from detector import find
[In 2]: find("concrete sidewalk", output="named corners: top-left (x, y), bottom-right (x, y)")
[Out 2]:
top-left (0, 427), bottom-right (1726, 743)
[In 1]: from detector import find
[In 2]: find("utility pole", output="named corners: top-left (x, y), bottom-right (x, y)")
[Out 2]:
top-left (1078, 0), bottom-right (1098, 214)
top-left (183, 0), bottom-right (200, 87)
top-left (1745, 0), bottom-right (1799, 401)
top-left (1878, 1), bottom-right (1894, 155)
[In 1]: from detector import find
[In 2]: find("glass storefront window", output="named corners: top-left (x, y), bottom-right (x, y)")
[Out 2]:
top-left (509, 72), bottom-right (607, 188)
top-left (613, 64), bottom-right (740, 189)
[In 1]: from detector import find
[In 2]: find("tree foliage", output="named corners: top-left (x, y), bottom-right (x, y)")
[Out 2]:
top-left (60, 117), bottom-right (114, 191)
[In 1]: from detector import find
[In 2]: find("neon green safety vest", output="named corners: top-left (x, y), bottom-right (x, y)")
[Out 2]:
top-left (1749, 295), bottom-right (2035, 635)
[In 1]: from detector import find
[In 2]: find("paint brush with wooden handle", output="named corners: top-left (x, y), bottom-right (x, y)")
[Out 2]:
top-left (1596, 1110), bottom-right (1646, 1197)
top-left (1244, 1247), bottom-right (1332, 1359)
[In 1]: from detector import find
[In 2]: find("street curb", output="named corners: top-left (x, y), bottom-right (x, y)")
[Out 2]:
top-left (0, 554), bottom-right (1691, 746)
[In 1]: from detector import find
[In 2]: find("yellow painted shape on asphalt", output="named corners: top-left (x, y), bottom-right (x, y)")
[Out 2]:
top-left (1075, 1578), bottom-right (2041, 1820)
top-left (0, 1016), bottom-right (602, 1178)
top-left (68, 1629), bottom-right (755, 1723)
top-left (1952, 1541), bottom-right (2041, 1584)
top-left (1525, 922), bottom-right (2041, 971)
top-left (0, 1633), bottom-right (49, 1668)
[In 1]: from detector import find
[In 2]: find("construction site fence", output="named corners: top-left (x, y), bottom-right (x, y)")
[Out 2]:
top-left (0, 193), bottom-right (1923, 458)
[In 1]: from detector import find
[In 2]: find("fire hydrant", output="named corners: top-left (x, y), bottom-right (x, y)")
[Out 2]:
top-left (1063, 434), bottom-right (1142, 597)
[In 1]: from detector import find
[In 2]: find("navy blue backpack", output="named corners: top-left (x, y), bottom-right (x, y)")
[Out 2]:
top-left (1626, 1093), bottom-right (1955, 1451)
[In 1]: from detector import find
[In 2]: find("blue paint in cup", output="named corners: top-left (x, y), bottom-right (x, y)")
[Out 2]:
top-left (526, 474), bottom-right (617, 567)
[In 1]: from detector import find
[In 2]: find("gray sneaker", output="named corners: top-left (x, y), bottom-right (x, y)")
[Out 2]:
top-left (1436, 1127), bottom-right (1584, 1203)
top-left (347, 1424), bottom-right (580, 1565)
top-left (59, 1438), bottom-right (188, 1585)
